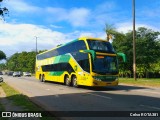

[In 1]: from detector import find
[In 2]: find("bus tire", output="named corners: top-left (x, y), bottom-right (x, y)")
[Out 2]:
top-left (72, 75), bottom-right (78, 87)
top-left (39, 74), bottom-right (42, 82)
top-left (64, 75), bottom-right (70, 86)
top-left (41, 75), bottom-right (45, 82)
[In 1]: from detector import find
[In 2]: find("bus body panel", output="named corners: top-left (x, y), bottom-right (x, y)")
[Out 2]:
top-left (35, 37), bottom-right (122, 87)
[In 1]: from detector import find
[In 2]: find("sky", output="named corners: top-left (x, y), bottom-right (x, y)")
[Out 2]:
top-left (0, 0), bottom-right (160, 58)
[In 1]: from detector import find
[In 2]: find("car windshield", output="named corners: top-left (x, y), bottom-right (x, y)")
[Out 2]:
top-left (92, 56), bottom-right (118, 74)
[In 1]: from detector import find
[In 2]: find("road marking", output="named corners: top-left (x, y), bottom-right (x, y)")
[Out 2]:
top-left (140, 104), bottom-right (160, 110)
top-left (87, 93), bottom-right (112, 99)
top-left (46, 89), bottom-right (50, 91)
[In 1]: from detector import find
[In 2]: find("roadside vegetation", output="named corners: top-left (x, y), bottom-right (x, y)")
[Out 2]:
top-left (110, 27), bottom-right (160, 78)
top-left (0, 82), bottom-right (55, 120)
top-left (0, 26), bottom-right (160, 78)
top-left (119, 78), bottom-right (160, 87)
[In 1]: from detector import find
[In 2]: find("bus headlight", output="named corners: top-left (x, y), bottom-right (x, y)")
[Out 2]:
top-left (93, 76), bottom-right (102, 81)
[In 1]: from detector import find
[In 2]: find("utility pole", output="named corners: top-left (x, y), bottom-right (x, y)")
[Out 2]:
top-left (35, 36), bottom-right (38, 54)
top-left (132, 0), bottom-right (136, 80)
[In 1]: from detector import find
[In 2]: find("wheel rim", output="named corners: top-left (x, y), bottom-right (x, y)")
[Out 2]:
top-left (72, 76), bottom-right (77, 87)
top-left (41, 75), bottom-right (45, 82)
top-left (42, 75), bottom-right (45, 82)
top-left (65, 76), bottom-right (70, 86)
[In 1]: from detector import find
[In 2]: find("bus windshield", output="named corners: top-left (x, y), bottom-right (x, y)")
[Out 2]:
top-left (92, 56), bottom-right (118, 74)
top-left (87, 40), bottom-right (115, 53)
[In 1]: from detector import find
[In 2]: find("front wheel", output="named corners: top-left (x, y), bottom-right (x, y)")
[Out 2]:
top-left (41, 75), bottom-right (45, 82)
top-left (72, 76), bottom-right (78, 87)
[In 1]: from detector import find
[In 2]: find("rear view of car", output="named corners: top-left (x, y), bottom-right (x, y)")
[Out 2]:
top-left (13, 72), bottom-right (21, 77)
top-left (0, 71), bottom-right (3, 75)
top-left (23, 72), bottom-right (31, 77)
top-left (7, 71), bottom-right (14, 76)
top-left (0, 75), bottom-right (3, 82)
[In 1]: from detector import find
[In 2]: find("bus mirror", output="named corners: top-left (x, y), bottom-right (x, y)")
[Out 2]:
top-left (117, 53), bottom-right (126, 62)
top-left (79, 50), bottom-right (96, 61)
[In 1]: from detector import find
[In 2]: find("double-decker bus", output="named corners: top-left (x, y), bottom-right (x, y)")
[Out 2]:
top-left (35, 37), bottom-right (126, 87)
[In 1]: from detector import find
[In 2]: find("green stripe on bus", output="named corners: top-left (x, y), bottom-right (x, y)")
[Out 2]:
top-left (54, 56), bottom-right (61, 64)
top-left (54, 55), bottom-right (71, 63)
top-left (59, 55), bottom-right (71, 63)
top-left (49, 71), bottom-right (64, 76)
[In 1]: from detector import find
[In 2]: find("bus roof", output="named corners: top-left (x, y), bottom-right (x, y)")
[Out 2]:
top-left (37, 37), bottom-right (108, 56)
top-left (78, 37), bottom-right (106, 41)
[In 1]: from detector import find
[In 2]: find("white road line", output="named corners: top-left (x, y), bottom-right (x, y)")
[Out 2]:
top-left (140, 104), bottom-right (160, 110)
top-left (87, 93), bottom-right (112, 99)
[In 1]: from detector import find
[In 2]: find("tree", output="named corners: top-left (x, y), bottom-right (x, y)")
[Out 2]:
top-left (0, 0), bottom-right (9, 21)
top-left (136, 27), bottom-right (160, 77)
top-left (0, 63), bottom-right (6, 71)
top-left (105, 24), bottom-right (116, 41)
top-left (0, 50), bottom-right (6, 60)
top-left (6, 51), bottom-right (36, 73)
top-left (112, 27), bottom-right (160, 78)
top-left (105, 24), bottom-right (125, 42)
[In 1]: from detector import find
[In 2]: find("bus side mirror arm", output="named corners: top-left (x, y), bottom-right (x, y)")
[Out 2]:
top-left (117, 52), bottom-right (126, 63)
top-left (79, 50), bottom-right (96, 61)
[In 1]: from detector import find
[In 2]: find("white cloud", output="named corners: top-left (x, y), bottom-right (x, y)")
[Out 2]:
top-left (95, 1), bottom-right (116, 13)
top-left (0, 22), bottom-right (106, 57)
top-left (4, 0), bottom-right (40, 13)
top-left (3, 0), bottom-right (115, 28)
top-left (117, 22), bottom-right (160, 33)
top-left (67, 8), bottom-right (90, 27)
top-left (0, 22), bottom-right (68, 56)
top-left (46, 7), bottom-right (91, 27)
top-left (50, 24), bottom-right (63, 29)
top-left (46, 7), bottom-right (67, 22)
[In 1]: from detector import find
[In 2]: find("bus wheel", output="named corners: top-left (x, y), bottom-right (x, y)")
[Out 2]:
top-left (64, 75), bottom-right (70, 86)
top-left (39, 75), bottom-right (42, 82)
top-left (41, 75), bottom-right (45, 82)
top-left (72, 75), bottom-right (78, 87)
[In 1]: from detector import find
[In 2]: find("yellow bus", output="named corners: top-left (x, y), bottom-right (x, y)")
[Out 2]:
top-left (35, 37), bottom-right (126, 87)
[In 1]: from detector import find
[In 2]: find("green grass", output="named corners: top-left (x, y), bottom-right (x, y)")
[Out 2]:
top-left (0, 82), bottom-right (55, 120)
top-left (0, 85), bottom-right (5, 111)
top-left (119, 78), bottom-right (160, 87)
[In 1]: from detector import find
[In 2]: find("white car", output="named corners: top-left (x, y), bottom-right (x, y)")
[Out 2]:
top-left (13, 72), bottom-right (21, 77)
top-left (0, 75), bottom-right (3, 82)
top-left (23, 72), bottom-right (31, 77)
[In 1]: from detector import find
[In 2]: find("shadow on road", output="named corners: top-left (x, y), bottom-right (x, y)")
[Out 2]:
top-left (2, 77), bottom-right (160, 120)
top-left (1, 90), bottom-right (160, 120)
top-left (82, 85), bottom-right (150, 91)
top-left (44, 81), bottom-right (150, 92)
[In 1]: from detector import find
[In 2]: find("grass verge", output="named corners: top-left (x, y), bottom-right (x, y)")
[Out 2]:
top-left (119, 78), bottom-right (160, 87)
top-left (0, 82), bottom-right (55, 120)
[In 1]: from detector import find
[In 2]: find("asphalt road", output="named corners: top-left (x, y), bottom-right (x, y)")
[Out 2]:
top-left (2, 75), bottom-right (160, 120)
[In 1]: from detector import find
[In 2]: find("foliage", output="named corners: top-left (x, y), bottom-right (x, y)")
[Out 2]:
top-left (0, 0), bottom-right (9, 20)
top-left (0, 50), bottom-right (6, 60)
top-left (112, 27), bottom-right (160, 78)
top-left (3, 26), bottom-right (160, 78)
top-left (6, 51), bottom-right (36, 73)
top-left (0, 63), bottom-right (6, 71)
